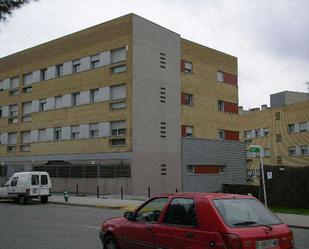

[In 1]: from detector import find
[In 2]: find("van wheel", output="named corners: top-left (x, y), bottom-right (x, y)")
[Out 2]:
top-left (41, 196), bottom-right (48, 204)
top-left (18, 196), bottom-right (27, 205)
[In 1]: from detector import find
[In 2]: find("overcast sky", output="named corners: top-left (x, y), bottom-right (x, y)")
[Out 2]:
top-left (0, 0), bottom-right (308, 109)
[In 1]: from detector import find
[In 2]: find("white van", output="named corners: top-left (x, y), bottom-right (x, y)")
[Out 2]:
top-left (0, 171), bottom-right (51, 204)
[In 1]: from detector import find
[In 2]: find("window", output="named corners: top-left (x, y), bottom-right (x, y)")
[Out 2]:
top-left (22, 115), bottom-right (31, 122)
top-left (8, 132), bottom-right (17, 144)
top-left (181, 60), bottom-right (193, 74)
top-left (10, 76), bottom-right (19, 89)
top-left (39, 99), bottom-right (47, 112)
top-left (72, 93), bottom-right (80, 106)
top-left (181, 93), bottom-right (193, 106)
top-left (56, 64), bottom-right (63, 77)
top-left (218, 130), bottom-right (225, 140)
top-left (111, 47), bottom-right (127, 64)
top-left (31, 175), bottom-right (39, 185)
top-left (38, 129), bottom-right (46, 142)
top-left (9, 104), bottom-right (18, 117)
top-left (264, 149), bottom-right (271, 157)
top-left (111, 65), bottom-right (126, 74)
top-left (89, 123), bottom-right (99, 138)
top-left (41, 68), bottom-right (47, 81)
top-left (110, 101), bottom-right (127, 110)
top-left (22, 102), bottom-right (32, 115)
top-left (0, 107), bottom-right (2, 117)
top-left (110, 138), bottom-right (126, 146)
top-left (300, 146), bottom-right (308, 156)
top-left (7, 146), bottom-right (16, 152)
top-left (288, 147), bottom-right (296, 156)
top-left (9, 89), bottom-right (19, 96)
top-left (135, 198), bottom-right (168, 222)
top-left (23, 73), bottom-right (33, 85)
top-left (22, 86), bottom-right (32, 93)
top-left (255, 129), bottom-right (261, 137)
top-left (288, 124), bottom-right (295, 134)
top-left (182, 125), bottom-right (193, 137)
top-left (71, 126), bottom-right (79, 139)
top-left (217, 71), bottom-right (224, 82)
top-left (111, 121), bottom-right (126, 136)
top-left (55, 96), bottom-right (63, 109)
top-left (244, 130), bottom-right (252, 139)
top-left (218, 100), bottom-right (224, 111)
top-left (299, 122), bottom-right (307, 132)
top-left (91, 54), bottom-right (100, 69)
top-left (110, 84), bottom-right (126, 100)
top-left (8, 117), bottom-right (18, 124)
top-left (54, 128), bottom-right (62, 141)
top-left (72, 60), bottom-right (81, 73)
top-left (263, 128), bottom-right (270, 137)
top-left (163, 198), bottom-right (197, 227)
top-left (41, 175), bottom-right (48, 185)
top-left (11, 177), bottom-right (18, 186)
top-left (21, 145), bottom-right (31, 152)
top-left (90, 89), bottom-right (100, 103)
top-left (21, 131), bottom-right (31, 144)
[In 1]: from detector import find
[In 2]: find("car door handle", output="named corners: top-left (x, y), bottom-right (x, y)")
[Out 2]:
top-left (186, 232), bottom-right (194, 238)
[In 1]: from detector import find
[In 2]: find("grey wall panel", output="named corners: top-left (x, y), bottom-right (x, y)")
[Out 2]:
top-left (47, 66), bottom-right (56, 80)
top-left (62, 126), bottom-right (71, 140)
top-left (1, 133), bottom-right (8, 144)
top-left (2, 106), bottom-right (9, 117)
top-left (63, 94), bottom-right (72, 107)
top-left (63, 61), bottom-right (73, 75)
top-left (131, 15), bottom-right (182, 195)
top-left (99, 122), bottom-right (110, 137)
top-left (3, 79), bottom-right (10, 90)
top-left (81, 56), bottom-right (91, 71)
top-left (80, 124), bottom-right (89, 139)
top-left (32, 70), bottom-right (41, 83)
top-left (31, 100), bottom-right (40, 113)
top-left (182, 138), bottom-right (247, 192)
top-left (46, 97), bottom-right (55, 110)
top-left (31, 130), bottom-right (39, 142)
top-left (99, 51), bottom-right (111, 66)
top-left (79, 90), bottom-right (90, 105)
top-left (45, 128), bottom-right (54, 141)
top-left (99, 87), bottom-right (110, 101)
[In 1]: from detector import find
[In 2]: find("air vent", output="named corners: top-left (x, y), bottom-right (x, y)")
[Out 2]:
top-left (160, 122), bottom-right (167, 138)
top-left (275, 112), bottom-right (281, 120)
top-left (160, 87), bottom-right (166, 103)
top-left (161, 164), bottom-right (167, 175)
top-left (276, 134), bottom-right (282, 142)
top-left (277, 156), bottom-right (283, 165)
top-left (160, 52), bottom-right (166, 69)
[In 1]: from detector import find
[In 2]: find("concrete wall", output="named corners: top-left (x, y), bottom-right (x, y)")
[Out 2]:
top-left (132, 15), bottom-right (182, 195)
top-left (270, 91), bottom-right (309, 107)
top-left (182, 138), bottom-right (247, 192)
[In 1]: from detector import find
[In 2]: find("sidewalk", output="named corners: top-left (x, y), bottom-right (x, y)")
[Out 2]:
top-left (49, 194), bottom-right (309, 229)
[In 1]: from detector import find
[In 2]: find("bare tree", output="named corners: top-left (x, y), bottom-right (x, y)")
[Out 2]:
top-left (0, 0), bottom-right (36, 22)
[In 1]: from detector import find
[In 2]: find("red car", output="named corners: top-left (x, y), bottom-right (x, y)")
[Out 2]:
top-left (99, 192), bottom-right (294, 249)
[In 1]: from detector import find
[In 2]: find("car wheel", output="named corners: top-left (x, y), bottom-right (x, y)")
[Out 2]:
top-left (18, 196), bottom-right (26, 205)
top-left (41, 196), bottom-right (48, 204)
top-left (103, 235), bottom-right (120, 249)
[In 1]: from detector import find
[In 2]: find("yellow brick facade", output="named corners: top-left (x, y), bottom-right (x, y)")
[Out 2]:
top-left (180, 39), bottom-right (239, 139)
top-left (0, 14), bottom-right (133, 157)
top-left (240, 100), bottom-right (309, 174)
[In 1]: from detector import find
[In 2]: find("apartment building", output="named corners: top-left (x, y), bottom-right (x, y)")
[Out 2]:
top-left (239, 91), bottom-right (309, 183)
top-left (0, 14), bottom-right (246, 195)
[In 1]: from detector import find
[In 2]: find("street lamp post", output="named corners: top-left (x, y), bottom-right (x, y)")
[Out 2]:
top-left (249, 145), bottom-right (268, 207)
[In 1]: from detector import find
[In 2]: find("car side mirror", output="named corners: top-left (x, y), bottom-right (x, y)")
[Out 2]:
top-left (124, 211), bottom-right (135, 221)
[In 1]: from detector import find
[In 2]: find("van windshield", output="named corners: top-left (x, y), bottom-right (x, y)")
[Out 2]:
top-left (213, 198), bottom-right (282, 227)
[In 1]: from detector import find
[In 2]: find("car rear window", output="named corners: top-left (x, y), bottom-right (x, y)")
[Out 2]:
top-left (41, 175), bottom-right (48, 185)
top-left (213, 198), bottom-right (282, 227)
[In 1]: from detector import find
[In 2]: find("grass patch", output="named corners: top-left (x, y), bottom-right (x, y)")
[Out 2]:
top-left (271, 207), bottom-right (309, 215)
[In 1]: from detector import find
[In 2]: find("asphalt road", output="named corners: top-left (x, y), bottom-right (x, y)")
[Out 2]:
top-left (0, 200), bottom-right (308, 249)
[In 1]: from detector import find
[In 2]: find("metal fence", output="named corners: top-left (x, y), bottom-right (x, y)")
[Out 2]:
top-left (33, 164), bottom-right (131, 178)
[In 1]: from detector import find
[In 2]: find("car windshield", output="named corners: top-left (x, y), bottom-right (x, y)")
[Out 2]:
top-left (213, 198), bottom-right (282, 227)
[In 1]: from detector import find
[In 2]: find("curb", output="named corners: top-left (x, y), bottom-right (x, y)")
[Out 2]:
top-left (288, 225), bottom-right (309, 230)
top-left (49, 201), bottom-right (137, 211)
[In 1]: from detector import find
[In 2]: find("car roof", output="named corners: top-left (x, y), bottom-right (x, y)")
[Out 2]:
top-left (157, 192), bottom-right (253, 200)
top-left (13, 171), bottom-right (49, 176)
